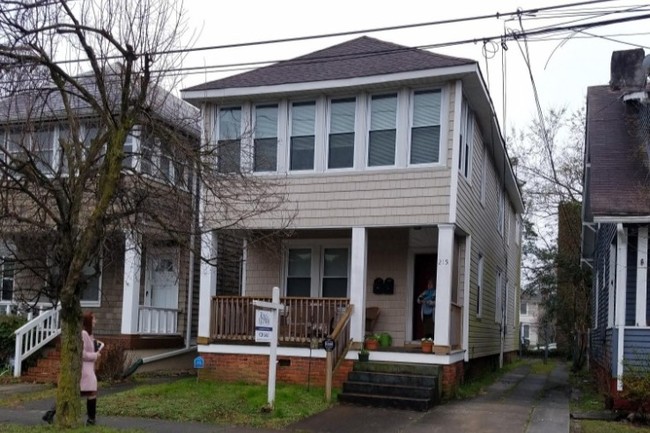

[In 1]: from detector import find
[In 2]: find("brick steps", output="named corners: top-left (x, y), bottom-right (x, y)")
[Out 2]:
top-left (21, 347), bottom-right (60, 384)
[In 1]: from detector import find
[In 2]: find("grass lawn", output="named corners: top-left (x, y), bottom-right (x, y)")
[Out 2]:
top-left (100, 377), bottom-right (336, 429)
top-left (579, 420), bottom-right (650, 432)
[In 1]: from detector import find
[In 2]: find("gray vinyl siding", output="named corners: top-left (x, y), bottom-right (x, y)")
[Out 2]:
top-left (590, 223), bottom-right (616, 369)
top-left (456, 115), bottom-right (521, 360)
top-left (623, 328), bottom-right (650, 373)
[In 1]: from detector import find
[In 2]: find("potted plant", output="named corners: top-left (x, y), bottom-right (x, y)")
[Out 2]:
top-left (421, 337), bottom-right (433, 353)
top-left (378, 332), bottom-right (392, 348)
top-left (358, 345), bottom-right (370, 362)
top-left (365, 334), bottom-right (380, 351)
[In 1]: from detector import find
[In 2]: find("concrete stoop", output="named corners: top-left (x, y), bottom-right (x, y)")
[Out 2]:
top-left (338, 361), bottom-right (440, 411)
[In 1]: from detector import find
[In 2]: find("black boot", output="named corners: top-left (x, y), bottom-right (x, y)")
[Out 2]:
top-left (42, 408), bottom-right (55, 424)
top-left (86, 398), bottom-right (96, 426)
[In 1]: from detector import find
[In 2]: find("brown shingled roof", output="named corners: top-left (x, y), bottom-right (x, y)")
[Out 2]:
top-left (586, 85), bottom-right (650, 217)
top-left (183, 36), bottom-right (475, 92)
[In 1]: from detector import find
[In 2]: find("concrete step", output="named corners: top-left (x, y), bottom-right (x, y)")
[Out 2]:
top-left (338, 392), bottom-right (433, 411)
top-left (343, 381), bottom-right (436, 400)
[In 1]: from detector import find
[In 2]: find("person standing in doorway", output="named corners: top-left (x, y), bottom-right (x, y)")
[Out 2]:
top-left (417, 278), bottom-right (436, 339)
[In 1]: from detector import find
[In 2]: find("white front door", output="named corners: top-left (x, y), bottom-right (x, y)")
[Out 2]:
top-left (146, 247), bottom-right (179, 309)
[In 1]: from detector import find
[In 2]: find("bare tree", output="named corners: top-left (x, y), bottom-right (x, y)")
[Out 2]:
top-left (0, 0), bottom-right (287, 427)
top-left (509, 106), bottom-right (590, 370)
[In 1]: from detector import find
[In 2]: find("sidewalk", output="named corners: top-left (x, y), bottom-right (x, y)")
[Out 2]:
top-left (0, 360), bottom-right (570, 433)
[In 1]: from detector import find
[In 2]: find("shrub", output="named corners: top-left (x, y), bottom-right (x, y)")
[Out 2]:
top-left (0, 315), bottom-right (26, 365)
top-left (621, 355), bottom-right (650, 416)
top-left (96, 339), bottom-right (134, 383)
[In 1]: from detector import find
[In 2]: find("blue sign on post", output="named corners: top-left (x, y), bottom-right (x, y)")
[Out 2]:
top-left (193, 356), bottom-right (205, 369)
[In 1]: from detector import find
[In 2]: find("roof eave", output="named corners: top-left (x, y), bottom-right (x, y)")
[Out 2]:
top-left (181, 64), bottom-right (477, 103)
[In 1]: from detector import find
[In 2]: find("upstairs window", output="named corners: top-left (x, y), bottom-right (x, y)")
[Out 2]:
top-left (459, 97), bottom-right (474, 178)
top-left (217, 107), bottom-right (242, 173)
top-left (410, 90), bottom-right (441, 164)
top-left (497, 188), bottom-right (505, 235)
top-left (254, 104), bottom-right (278, 172)
top-left (368, 94), bottom-right (396, 167)
top-left (3, 127), bottom-right (54, 174)
top-left (520, 301), bottom-right (528, 315)
top-left (290, 101), bottom-right (315, 171)
top-left (1, 258), bottom-right (15, 302)
top-left (328, 98), bottom-right (355, 169)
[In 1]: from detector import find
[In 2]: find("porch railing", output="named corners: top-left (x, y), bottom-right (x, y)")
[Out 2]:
top-left (325, 304), bottom-right (353, 402)
top-left (138, 306), bottom-right (179, 334)
top-left (13, 306), bottom-right (61, 377)
top-left (211, 296), bottom-right (350, 344)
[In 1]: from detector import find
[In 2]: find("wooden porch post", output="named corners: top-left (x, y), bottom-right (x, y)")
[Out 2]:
top-left (636, 226), bottom-right (647, 327)
top-left (350, 227), bottom-right (367, 342)
top-left (121, 230), bottom-right (142, 334)
top-left (615, 224), bottom-right (627, 391)
top-left (198, 231), bottom-right (218, 344)
top-left (434, 224), bottom-right (454, 348)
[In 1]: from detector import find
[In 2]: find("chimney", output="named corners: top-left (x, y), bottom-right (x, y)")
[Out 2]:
top-left (609, 48), bottom-right (646, 91)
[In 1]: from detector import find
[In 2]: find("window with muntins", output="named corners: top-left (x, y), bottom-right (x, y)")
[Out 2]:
top-left (1, 258), bottom-right (15, 302)
top-left (254, 104), bottom-right (278, 172)
top-left (368, 94), bottom-right (397, 167)
top-left (410, 90), bottom-right (441, 164)
top-left (218, 107), bottom-right (242, 173)
top-left (290, 101), bottom-right (316, 171)
top-left (328, 98), bottom-right (355, 169)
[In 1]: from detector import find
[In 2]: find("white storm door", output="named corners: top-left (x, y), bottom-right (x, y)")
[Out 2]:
top-left (146, 247), bottom-right (179, 309)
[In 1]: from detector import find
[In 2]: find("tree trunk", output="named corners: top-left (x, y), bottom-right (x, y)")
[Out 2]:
top-left (55, 291), bottom-right (83, 427)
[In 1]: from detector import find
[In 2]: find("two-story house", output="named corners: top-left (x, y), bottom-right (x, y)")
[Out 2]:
top-left (182, 36), bottom-right (523, 395)
top-left (0, 74), bottom-right (204, 380)
top-left (582, 48), bottom-right (650, 407)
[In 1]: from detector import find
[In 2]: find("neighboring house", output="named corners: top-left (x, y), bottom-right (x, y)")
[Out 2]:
top-left (582, 48), bottom-right (650, 405)
top-left (0, 72), bottom-right (204, 379)
top-left (182, 36), bottom-right (524, 395)
top-left (519, 294), bottom-right (541, 348)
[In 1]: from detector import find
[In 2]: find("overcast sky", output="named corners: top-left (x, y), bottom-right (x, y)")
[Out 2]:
top-left (177, 0), bottom-right (650, 133)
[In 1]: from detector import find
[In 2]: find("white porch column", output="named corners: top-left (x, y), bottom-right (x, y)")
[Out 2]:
top-left (636, 227), bottom-right (648, 327)
top-left (121, 231), bottom-right (142, 334)
top-left (434, 224), bottom-right (454, 347)
top-left (350, 227), bottom-right (368, 342)
top-left (615, 224), bottom-right (628, 391)
top-left (198, 230), bottom-right (218, 343)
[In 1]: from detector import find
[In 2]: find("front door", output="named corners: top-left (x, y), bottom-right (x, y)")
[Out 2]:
top-left (145, 247), bottom-right (179, 309)
top-left (412, 253), bottom-right (436, 340)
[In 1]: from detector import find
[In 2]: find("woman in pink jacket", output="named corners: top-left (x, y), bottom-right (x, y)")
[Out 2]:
top-left (42, 311), bottom-right (103, 425)
top-left (81, 311), bottom-right (102, 425)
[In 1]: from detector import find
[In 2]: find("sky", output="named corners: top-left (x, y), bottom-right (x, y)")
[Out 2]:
top-left (175, 0), bottom-right (650, 133)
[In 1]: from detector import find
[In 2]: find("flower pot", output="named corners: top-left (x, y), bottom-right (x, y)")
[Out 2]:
top-left (421, 341), bottom-right (433, 353)
top-left (358, 352), bottom-right (369, 362)
top-left (365, 339), bottom-right (379, 351)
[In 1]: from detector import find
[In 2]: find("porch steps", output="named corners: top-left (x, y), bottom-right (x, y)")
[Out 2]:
top-left (338, 361), bottom-right (440, 411)
top-left (21, 345), bottom-right (60, 384)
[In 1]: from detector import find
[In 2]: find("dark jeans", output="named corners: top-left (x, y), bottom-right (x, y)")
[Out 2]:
top-left (423, 314), bottom-right (434, 339)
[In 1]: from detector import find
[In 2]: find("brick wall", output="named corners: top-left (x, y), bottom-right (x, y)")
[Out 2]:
top-left (441, 360), bottom-right (465, 396)
top-left (198, 353), bottom-right (353, 388)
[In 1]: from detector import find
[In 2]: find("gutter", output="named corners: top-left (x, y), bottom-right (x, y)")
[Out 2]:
top-left (123, 345), bottom-right (197, 379)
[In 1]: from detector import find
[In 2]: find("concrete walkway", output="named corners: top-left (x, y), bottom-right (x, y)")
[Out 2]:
top-left (0, 360), bottom-right (570, 433)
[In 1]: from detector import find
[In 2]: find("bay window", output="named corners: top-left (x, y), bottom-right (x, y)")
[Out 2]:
top-left (290, 101), bottom-right (315, 171)
top-left (368, 94), bottom-right (396, 167)
top-left (254, 104), bottom-right (278, 172)
top-left (328, 98), bottom-right (355, 169)
top-left (410, 90), bottom-right (441, 164)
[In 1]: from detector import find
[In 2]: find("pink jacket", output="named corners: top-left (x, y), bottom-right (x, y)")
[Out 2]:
top-left (80, 330), bottom-right (98, 392)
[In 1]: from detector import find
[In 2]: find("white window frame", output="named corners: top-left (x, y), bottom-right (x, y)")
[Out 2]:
top-left (459, 97), bottom-right (474, 180)
top-left (408, 88), bottom-right (442, 166)
top-left (283, 239), bottom-right (351, 298)
top-left (0, 257), bottom-right (15, 303)
top-left (476, 254), bottom-right (484, 318)
top-left (80, 256), bottom-right (102, 307)
top-left (608, 242), bottom-right (616, 328)
top-left (253, 103), bottom-right (279, 173)
top-left (520, 301), bottom-right (528, 316)
top-left (495, 268), bottom-right (503, 323)
top-left (216, 106), bottom-right (243, 173)
top-left (326, 97), bottom-right (356, 171)
top-left (289, 100), bottom-right (316, 172)
top-left (480, 146), bottom-right (487, 206)
top-left (366, 92), bottom-right (398, 168)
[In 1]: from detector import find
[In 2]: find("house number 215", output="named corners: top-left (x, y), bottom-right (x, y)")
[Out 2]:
top-left (438, 259), bottom-right (449, 266)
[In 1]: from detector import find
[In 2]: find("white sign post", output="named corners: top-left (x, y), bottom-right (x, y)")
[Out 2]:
top-left (252, 286), bottom-right (284, 410)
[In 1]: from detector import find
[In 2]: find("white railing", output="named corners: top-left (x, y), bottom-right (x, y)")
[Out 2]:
top-left (13, 306), bottom-right (61, 377)
top-left (138, 306), bottom-right (178, 334)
